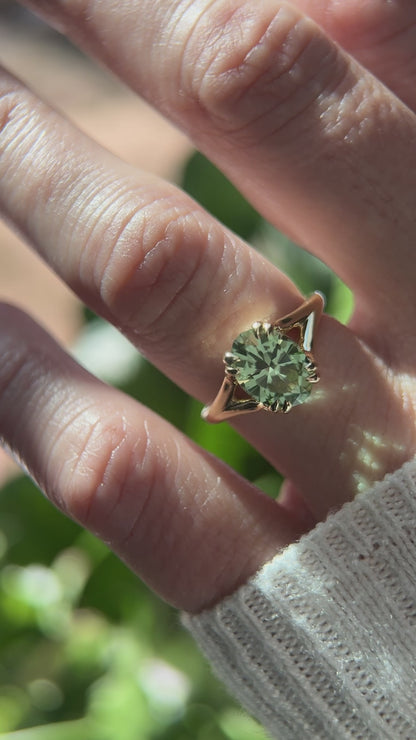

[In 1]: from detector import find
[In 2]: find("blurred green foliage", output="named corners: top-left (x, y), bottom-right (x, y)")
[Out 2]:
top-left (0, 152), bottom-right (352, 738)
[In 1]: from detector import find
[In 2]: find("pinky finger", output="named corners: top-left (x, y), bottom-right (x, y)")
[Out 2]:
top-left (0, 303), bottom-right (301, 612)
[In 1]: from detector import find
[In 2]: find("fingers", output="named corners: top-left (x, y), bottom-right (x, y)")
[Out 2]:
top-left (20, 0), bottom-right (416, 340)
top-left (292, 0), bottom-right (416, 110)
top-left (0, 303), bottom-right (302, 611)
top-left (0, 64), bottom-right (414, 521)
top-left (0, 65), bottom-right (298, 385)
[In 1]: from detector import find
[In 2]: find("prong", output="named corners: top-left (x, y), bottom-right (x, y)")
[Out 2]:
top-left (225, 366), bottom-right (238, 376)
top-left (308, 373), bottom-right (320, 383)
top-left (251, 321), bottom-right (262, 338)
top-left (224, 351), bottom-right (237, 366)
top-left (281, 400), bottom-right (292, 414)
top-left (252, 321), bottom-right (271, 340)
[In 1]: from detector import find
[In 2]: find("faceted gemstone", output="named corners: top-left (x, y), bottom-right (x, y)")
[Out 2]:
top-left (228, 325), bottom-right (312, 409)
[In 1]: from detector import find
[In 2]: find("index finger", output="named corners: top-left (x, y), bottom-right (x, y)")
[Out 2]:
top-left (22, 0), bottom-right (416, 347)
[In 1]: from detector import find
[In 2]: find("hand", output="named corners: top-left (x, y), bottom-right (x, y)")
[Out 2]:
top-left (1, 0), bottom-right (416, 612)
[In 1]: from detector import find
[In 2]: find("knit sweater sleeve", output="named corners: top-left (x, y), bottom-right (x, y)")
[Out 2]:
top-left (183, 459), bottom-right (416, 740)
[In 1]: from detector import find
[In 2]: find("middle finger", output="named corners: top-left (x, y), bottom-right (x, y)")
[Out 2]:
top-left (23, 0), bottom-right (416, 345)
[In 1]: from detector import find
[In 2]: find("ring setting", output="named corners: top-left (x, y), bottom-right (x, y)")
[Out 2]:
top-left (202, 292), bottom-right (324, 423)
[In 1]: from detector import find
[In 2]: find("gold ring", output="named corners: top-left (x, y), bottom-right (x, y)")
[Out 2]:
top-left (202, 291), bottom-right (324, 423)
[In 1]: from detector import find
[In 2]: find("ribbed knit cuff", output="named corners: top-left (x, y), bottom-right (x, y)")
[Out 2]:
top-left (183, 459), bottom-right (416, 740)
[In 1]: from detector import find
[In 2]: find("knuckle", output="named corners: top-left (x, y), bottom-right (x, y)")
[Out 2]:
top-left (94, 196), bottom-right (226, 355)
top-left (182, 2), bottom-right (348, 144)
top-left (57, 410), bottom-right (169, 554)
top-left (55, 408), bottom-right (144, 530)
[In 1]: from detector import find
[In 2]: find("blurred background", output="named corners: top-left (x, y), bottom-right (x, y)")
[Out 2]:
top-left (0, 3), bottom-right (352, 738)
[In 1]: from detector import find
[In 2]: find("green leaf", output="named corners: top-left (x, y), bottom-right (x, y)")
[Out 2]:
top-left (181, 152), bottom-right (261, 239)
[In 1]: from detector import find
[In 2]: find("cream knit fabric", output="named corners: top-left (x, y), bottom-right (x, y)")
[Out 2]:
top-left (184, 459), bottom-right (416, 739)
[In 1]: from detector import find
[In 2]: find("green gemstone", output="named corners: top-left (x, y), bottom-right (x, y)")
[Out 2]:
top-left (228, 326), bottom-right (312, 409)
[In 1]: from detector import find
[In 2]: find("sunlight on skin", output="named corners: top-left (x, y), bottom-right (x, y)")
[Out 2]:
top-left (341, 426), bottom-right (406, 496)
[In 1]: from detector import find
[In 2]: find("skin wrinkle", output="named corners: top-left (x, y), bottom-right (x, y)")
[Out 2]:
top-left (220, 37), bottom-right (329, 142)
top-left (77, 183), bottom-right (135, 295)
top-left (324, 73), bottom-right (384, 147)
top-left (46, 399), bottom-right (102, 511)
top-left (245, 44), bottom-right (352, 153)
top-left (1, 112), bottom-right (38, 178)
top-left (84, 197), bottom-right (156, 318)
top-left (187, 5), bottom-right (298, 120)
top-left (164, 224), bottom-right (269, 373)
top-left (61, 409), bottom-right (132, 525)
top-left (189, 1), bottom-right (279, 81)
top-left (91, 417), bottom-right (133, 525)
top-left (139, 216), bottom-right (224, 345)
top-left (27, 130), bottom-right (68, 213)
top-left (46, 165), bottom-right (138, 277)
top-left (61, 158), bottom-right (113, 217)
top-left (0, 92), bottom-right (85, 252)
top-left (187, 6), bottom-right (346, 141)
top-left (2, 104), bottom-right (81, 230)
top-left (97, 198), bottom-right (198, 330)
top-left (70, 177), bottom-right (150, 280)
top-left (292, 1), bottom-right (416, 111)
top-left (117, 210), bottom-right (233, 363)
top-left (227, 37), bottom-right (349, 146)
top-left (143, 231), bottom-right (206, 332)
top-left (37, 146), bottom-right (94, 231)
top-left (116, 420), bottom-right (156, 548)
top-left (167, 0), bottom-right (214, 111)
top-left (194, 236), bottom-right (246, 365)
top-left (0, 105), bottom-right (48, 214)
top-left (206, 11), bottom-right (309, 104)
